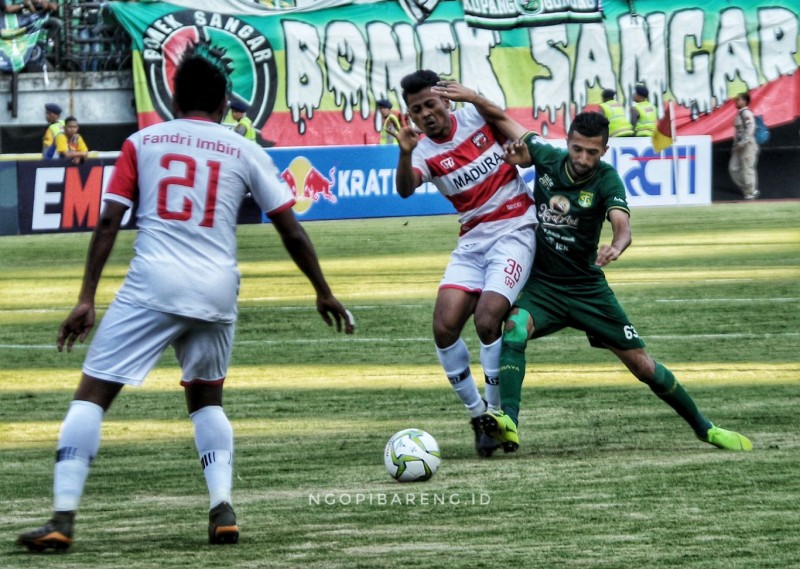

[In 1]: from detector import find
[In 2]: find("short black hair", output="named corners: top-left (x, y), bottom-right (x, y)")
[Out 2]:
top-left (569, 111), bottom-right (609, 145)
top-left (64, 116), bottom-right (78, 124)
top-left (173, 55), bottom-right (228, 115)
top-left (738, 92), bottom-right (751, 105)
top-left (400, 69), bottom-right (441, 103)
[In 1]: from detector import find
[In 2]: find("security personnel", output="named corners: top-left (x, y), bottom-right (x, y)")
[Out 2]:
top-left (42, 103), bottom-right (65, 159)
top-left (377, 98), bottom-right (401, 144)
top-left (630, 85), bottom-right (657, 137)
top-left (599, 89), bottom-right (633, 137)
top-left (229, 100), bottom-right (256, 142)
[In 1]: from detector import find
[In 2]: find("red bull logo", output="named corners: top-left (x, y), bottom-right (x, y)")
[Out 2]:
top-left (279, 156), bottom-right (337, 214)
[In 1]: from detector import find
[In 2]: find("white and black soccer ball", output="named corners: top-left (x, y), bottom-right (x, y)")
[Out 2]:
top-left (384, 428), bottom-right (441, 482)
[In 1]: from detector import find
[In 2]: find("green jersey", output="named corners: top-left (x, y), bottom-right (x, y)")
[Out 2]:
top-left (524, 135), bottom-right (630, 284)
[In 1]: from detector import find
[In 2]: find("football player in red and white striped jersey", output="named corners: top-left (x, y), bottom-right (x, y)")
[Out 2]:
top-left (393, 70), bottom-right (537, 458)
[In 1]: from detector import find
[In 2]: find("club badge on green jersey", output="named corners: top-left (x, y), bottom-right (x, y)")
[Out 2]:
top-left (578, 191), bottom-right (594, 207)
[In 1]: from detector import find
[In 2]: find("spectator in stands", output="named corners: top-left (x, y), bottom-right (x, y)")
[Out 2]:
top-left (229, 100), bottom-right (256, 142)
top-left (729, 91), bottom-right (760, 200)
top-left (0, 0), bottom-right (35, 15)
top-left (42, 102), bottom-right (64, 159)
top-left (599, 88), bottom-right (633, 137)
top-left (376, 98), bottom-right (400, 144)
top-left (55, 116), bottom-right (89, 164)
top-left (630, 84), bottom-right (656, 137)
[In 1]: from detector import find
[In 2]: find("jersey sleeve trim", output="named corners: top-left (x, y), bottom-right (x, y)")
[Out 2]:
top-left (265, 199), bottom-right (296, 218)
top-left (106, 139), bottom-right (139, 202)
top-left (606, 205), bottom-right (630, 219)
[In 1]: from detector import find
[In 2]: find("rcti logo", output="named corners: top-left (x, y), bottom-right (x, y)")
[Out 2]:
top-left (280, 157), bottom-right (337, 214)
top-left (141, 10), bottom-right (276, 132)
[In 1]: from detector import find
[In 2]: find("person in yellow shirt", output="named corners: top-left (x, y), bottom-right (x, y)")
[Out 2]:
top-left (630, 85), bottom-right (657, 137)
top-left (55, 116), bottom-right (89, 164)
top-left (599, 89), bottom-right (633, 137)
top-left (42, 103), bottom-right (65, 159)
top-left (377, 98), bottom-right (401, 144)
top-left (229, 100), bottom-right (256, 142)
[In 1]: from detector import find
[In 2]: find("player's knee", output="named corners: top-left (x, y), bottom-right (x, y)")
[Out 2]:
top-left (503, 309), bottom-right (532, 347)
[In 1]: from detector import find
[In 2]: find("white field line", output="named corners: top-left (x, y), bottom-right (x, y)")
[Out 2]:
top-left (2, 332), bottom-right (799, 350)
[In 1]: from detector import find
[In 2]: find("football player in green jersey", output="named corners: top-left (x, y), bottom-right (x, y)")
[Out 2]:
top-left (473, 110), bottom-right (752, 453)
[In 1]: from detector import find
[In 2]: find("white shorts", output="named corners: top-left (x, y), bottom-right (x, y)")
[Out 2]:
top-left (82, 297), bottom-right (235, 387)
top-left (440, 227), bottom-right (536, 305)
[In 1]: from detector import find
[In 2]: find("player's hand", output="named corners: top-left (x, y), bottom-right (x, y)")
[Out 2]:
top-left (431, 80), bottom-right (475, 104)
top-left (57, 301), bottom-right (96, 352)
top-left (502, 139), bottom-right (533, 167)
top-left (595, 245), bottom-right (622, 267)
top-left (391, 123), bottom-right (420, 153)
top-left (316, 295), bottom-right (356, 335)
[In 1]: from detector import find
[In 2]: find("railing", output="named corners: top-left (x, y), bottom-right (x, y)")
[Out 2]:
top-left (1, 0), bottom-right (132, 73)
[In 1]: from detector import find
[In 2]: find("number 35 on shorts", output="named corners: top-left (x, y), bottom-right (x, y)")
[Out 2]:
top-left (504, 258), bottom-right (524, 288)
top-left (623, 324), bottom-right (640, 339)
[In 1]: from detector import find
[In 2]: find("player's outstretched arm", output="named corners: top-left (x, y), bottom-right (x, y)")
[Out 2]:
top-left (269, 208), bottom-right (355, 334)
top-left (393, 123), bottom-right (422, 198)
top-left (595, 209), bottom-right (632, 267)
top-left (58, 200), bottom-right (128, 352)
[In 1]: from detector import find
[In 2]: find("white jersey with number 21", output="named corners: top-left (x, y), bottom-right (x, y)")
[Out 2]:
top-left (104, 117), bottom-right (294, 323)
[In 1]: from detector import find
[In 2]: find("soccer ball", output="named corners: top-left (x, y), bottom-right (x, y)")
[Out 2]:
top-left (384, 428), bottom-right (441, 482)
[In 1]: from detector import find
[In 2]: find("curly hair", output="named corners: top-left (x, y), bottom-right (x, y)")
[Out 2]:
top-left (400, 70), bottom-right (441, 103)
top-left (569, 111), bottom-right (610, 145)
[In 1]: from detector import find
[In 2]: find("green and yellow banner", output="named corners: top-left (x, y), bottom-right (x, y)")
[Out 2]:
top-left (110, 0), bottom-right (800, 147)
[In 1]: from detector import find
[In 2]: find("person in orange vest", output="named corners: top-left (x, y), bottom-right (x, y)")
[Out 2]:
top-left (55, 116), bottom-right (89, 165)
top-left (599, 89), bottom-right (633, 137)
top-left (630, 85), bottom-right (657, 137)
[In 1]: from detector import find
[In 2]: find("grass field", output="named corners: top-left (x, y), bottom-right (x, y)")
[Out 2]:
top-left (1, 201), bottom-right (799, 568)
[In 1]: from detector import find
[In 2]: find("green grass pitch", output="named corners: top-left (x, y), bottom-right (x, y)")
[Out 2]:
top-left (1, 201), bottom-right (799, 568)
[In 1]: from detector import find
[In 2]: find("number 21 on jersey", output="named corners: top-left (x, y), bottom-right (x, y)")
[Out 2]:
top-left (157, 153), bottom-right (221, 227)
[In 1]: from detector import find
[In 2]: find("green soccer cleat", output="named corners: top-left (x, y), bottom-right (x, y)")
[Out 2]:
top-left (480, 409), bottom-right (519, 453)
top-left (16, 512), bottom-right (74, 553)
top-left (470, 416), bottom-right (501, 458)
top-left (701, 424), bottom-right (753, 451)
top-left (208, 501), bottom-right (239, 545)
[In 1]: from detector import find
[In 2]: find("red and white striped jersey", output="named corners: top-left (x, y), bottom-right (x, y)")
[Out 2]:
top-left (104, 117), bottom-right (294, 323)
top-left (411, 104), bottom-right (536, 243)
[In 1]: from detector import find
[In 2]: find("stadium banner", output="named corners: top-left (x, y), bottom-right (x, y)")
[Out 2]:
top-left (461, 0), bottom-right (603, 30)
top-left (15, 159), bottom-right (138, 234)
top-left (108, 0), bottom-right (800, 148)
top-left (520, 136), bottom-right (713, 208)
top-left (8, 137), bottom-right (710, 235)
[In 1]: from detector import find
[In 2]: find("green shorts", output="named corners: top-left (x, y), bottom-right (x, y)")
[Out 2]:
top-left (514, 277), bottom-right (646, 351)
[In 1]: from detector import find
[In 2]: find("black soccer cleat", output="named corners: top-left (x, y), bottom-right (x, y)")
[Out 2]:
top-left (16, 512), bottom-right (74, 553)
top-left (208, 501), bottom-right (239, 545)
top-left (470, 416), bottom-right (501, 458)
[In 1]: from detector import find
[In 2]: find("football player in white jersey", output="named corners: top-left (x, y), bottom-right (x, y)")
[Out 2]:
top-left (17, 54), bottom-right (355, 553)
top-left (392, 70), bottom-right (538, 457)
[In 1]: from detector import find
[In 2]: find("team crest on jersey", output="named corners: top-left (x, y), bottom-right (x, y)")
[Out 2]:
top-left (471, 132), bottom-right (489, 149)
top-left (141, 10), bottom-right (277, 132)
top-left (578, 191), bottom-right (593, 207)
top-left (440, 157), bottom-right (455, 170)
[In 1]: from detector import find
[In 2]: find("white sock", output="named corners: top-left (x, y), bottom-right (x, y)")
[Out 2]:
top-left (191, 405), bottom-right (234, 509)
top-left (53, 400), bottom-right (104, 512)
top-left (436, 338), bottom-right (484, 417)
top-left (480, 337), bottom-right (502, 410)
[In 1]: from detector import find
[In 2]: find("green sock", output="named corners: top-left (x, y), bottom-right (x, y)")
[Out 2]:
top-left (646, 362), bottom-right (712, 437)
top-left (499, 339), bottom-right (526, 425)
